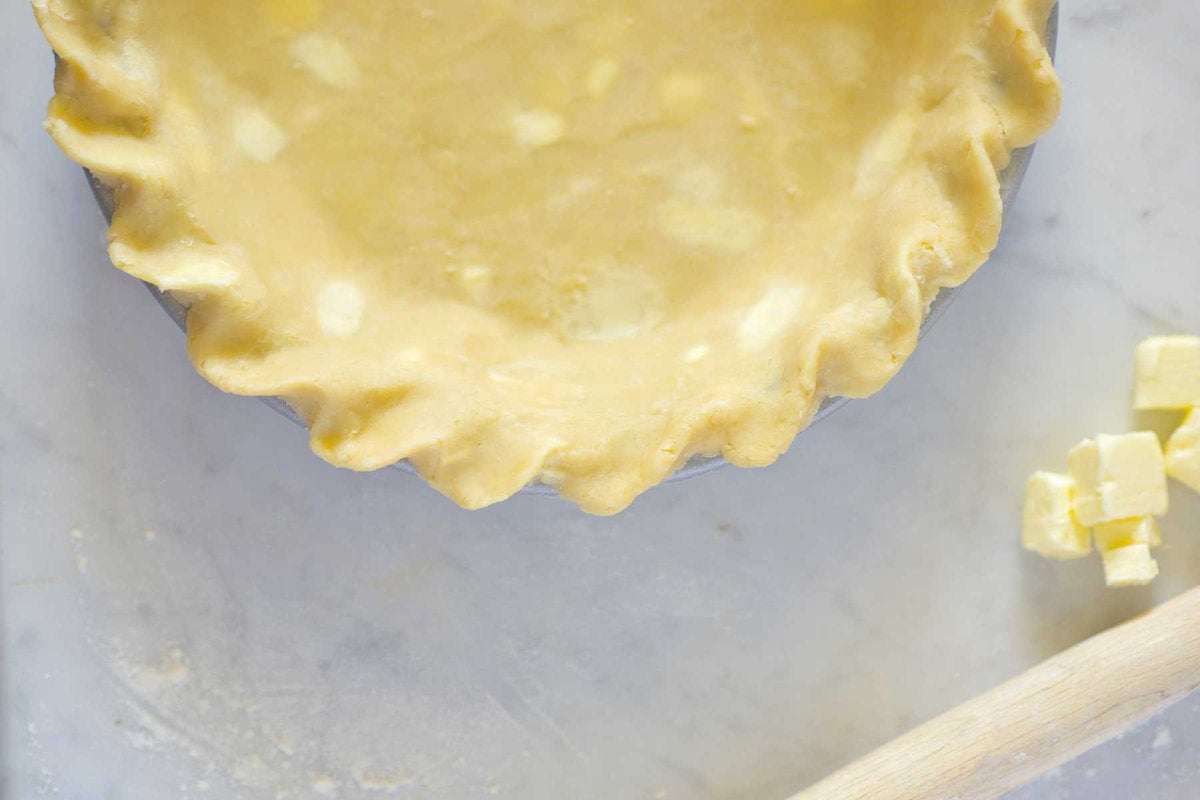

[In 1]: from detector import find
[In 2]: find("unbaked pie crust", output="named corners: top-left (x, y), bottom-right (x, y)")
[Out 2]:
top-left (35, 0), bottom-right (1060, 513)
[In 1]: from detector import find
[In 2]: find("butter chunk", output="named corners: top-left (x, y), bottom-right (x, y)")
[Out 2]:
top-left (511, 109), bottom-right (566, 150)
top-left (1022, 471), bottom-right (1091, 560)
top-left (1135, 336), bottom-right (1200, 410)
top-left (1165, 407), bottom-right (1200, 494)
top-left (1067, 432), bottom-right (1169, 526)
top-left (233, 107), bottom-right (288, 163)
top-left (1092, 517), bottom-right (1162, 553)
top-left (1100, 544), bottom-right (1159, 588)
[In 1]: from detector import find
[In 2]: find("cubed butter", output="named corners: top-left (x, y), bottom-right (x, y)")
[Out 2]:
top-left (1092, 516), bottom-right (1162, 552)
top-left (1165, 406), bottom-right (1200, 494)
top-left (1135, 336), bottom-right (1200, 410)
top-left (1067, 432), bottom-right (1169, 526)
top-left (1022, 471), bottom-right (1091, 560)
top-left (1100, 544), bottom-right (1159, 587)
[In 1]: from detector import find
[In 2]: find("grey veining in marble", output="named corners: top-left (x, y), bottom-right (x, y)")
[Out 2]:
top-left (4, 3), bottom-right (1200, 799)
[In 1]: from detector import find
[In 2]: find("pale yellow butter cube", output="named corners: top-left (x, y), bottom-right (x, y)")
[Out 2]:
top-left (1067, 432), bottom-right (1169, 526)
top-left (1135, 336), bottom-right (1200, 410)
top-left (1165, 406), bottom-right (1200, 494)
top-left (1092, 517), bottom-right (1162, 552)
top-left (1100, 544), bottom-right (1159, 587)
top-left (1022, 471), bottom-right (1091, 560)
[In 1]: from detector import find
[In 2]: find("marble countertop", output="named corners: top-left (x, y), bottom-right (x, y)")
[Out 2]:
top-left (4, 4), bottom-right (1200, 799)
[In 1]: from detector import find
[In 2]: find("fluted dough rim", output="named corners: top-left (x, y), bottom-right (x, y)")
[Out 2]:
top-left (34, 0), bottom-right (1061, 514)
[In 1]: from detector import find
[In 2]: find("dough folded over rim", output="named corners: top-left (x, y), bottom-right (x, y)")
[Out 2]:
top-left (35, 0), bottom-right (1060, 513)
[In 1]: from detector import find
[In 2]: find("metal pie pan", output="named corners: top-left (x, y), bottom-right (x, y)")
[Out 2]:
top-left (83, 6), bottom-right (1055, 496)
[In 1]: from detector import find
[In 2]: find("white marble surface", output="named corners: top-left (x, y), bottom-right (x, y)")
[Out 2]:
top-left (4, 4), bottom-right (1200, 799)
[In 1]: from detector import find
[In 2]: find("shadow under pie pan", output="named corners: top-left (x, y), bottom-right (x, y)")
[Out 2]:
top-left (81, 7), bottom-right (1056, 498)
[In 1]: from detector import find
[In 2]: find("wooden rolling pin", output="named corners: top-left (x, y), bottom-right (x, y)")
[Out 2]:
top-left (791, 586), bottom-right (1200, 800)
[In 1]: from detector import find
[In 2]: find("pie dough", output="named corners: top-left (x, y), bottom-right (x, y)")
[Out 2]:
top-left (35, 0), bottom-right (1060, 513)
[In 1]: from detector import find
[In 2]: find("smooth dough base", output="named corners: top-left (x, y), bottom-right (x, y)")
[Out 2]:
top-left (35, 0), bottom-right (1060, 513)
